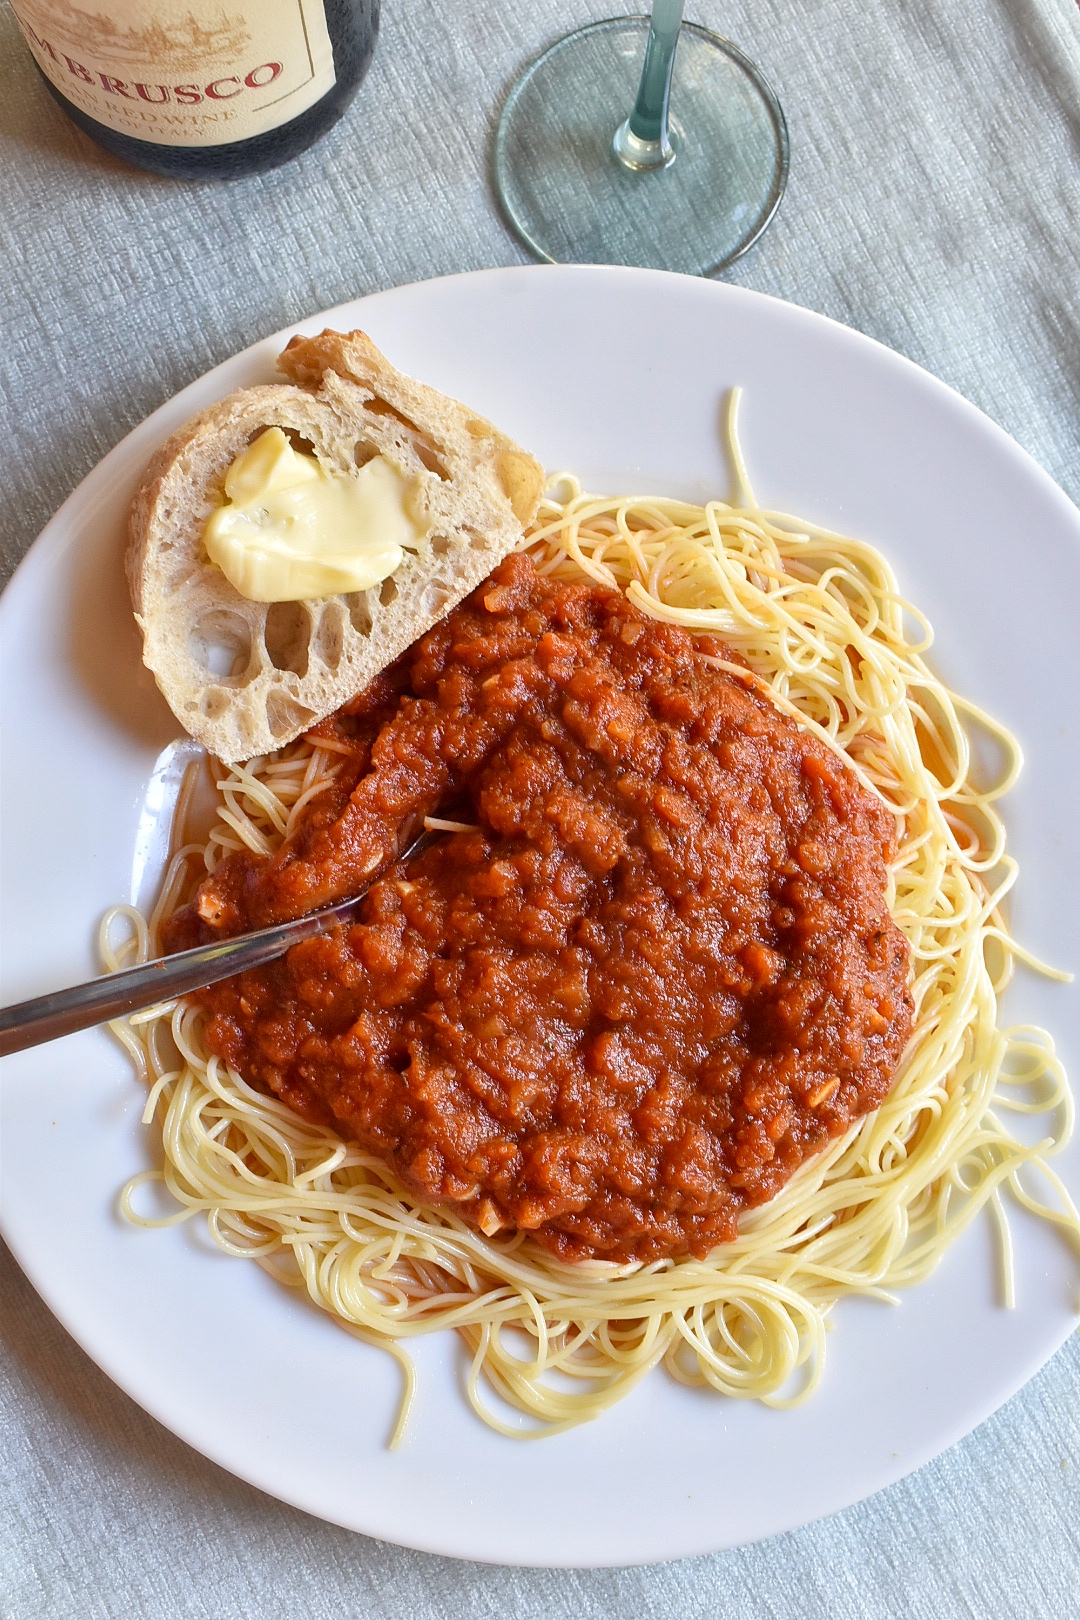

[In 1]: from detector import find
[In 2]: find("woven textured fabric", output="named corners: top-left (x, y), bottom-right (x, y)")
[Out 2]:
top-left (2, 0), bottom-right (1079, 1612)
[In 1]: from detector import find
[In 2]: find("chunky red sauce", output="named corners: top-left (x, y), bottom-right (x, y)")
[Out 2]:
top-left (167, 553), bottom-right (912, 1263)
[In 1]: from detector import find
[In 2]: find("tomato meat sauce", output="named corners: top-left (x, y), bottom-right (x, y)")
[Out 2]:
top-left (167, 553), bottom-right (913, 1263)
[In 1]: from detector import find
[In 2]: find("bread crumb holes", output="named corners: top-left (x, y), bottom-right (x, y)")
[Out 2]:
top-left (264, 601), bottom-right (312, 678)
top-left (188, 610), bottom-right (253, 681)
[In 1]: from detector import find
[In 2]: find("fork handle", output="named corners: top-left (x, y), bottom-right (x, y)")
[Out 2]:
top-left (0, 828), bottom-right (436, 1057)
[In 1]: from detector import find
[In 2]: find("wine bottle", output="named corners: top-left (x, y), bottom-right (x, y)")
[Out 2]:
top-left (10, 0), bottom-right (380, 180)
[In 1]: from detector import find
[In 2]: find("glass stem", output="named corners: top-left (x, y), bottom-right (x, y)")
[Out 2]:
top-left (612, 0), bottom-right (684, 171)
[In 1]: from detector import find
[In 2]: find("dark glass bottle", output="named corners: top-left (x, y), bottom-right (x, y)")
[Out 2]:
top-left (12, 0), bottom-right (379, 180)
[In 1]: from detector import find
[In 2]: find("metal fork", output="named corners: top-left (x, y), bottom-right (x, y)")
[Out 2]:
top-left (0, 829), bottom-right (436, 1057)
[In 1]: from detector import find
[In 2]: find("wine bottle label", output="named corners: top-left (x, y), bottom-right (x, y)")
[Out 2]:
top-left (10, 1), bottom-right (337, 147)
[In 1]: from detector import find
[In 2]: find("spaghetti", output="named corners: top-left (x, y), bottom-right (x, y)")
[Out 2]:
top-left (107, 396), bottom-right (1080, 1438)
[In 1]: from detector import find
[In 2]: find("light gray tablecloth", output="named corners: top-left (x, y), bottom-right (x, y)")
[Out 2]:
top-left (2, 1), bottom-right (1079, 1613)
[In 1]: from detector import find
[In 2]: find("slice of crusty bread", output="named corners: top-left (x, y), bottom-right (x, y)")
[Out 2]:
top-left (127, 329), bottom-right (544, 764)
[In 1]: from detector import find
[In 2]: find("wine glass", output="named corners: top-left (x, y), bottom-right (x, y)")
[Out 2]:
top-left (493, 2), bottom-right (789, 276)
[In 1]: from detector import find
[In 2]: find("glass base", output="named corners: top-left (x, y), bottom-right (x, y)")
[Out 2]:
top-left (493, 18), bottom-right (789, 276)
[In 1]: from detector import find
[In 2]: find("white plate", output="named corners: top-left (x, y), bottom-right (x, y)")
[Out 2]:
top-left (2, 266), bottom-right (1079, 1568)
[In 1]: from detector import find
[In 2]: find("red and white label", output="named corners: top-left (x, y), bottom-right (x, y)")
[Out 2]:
top-left (11, 0), bottom-right (337, 147)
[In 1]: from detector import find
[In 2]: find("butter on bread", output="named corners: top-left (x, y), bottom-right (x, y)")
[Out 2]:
top-left (127, 329), bottom-right (544, 763)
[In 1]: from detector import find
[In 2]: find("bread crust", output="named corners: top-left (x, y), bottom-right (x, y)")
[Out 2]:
top-left (126, 330), bottom-right (544, 763)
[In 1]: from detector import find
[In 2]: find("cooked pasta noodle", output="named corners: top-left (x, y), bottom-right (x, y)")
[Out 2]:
top-left (107, 395), bottom-right (1080, 1439)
